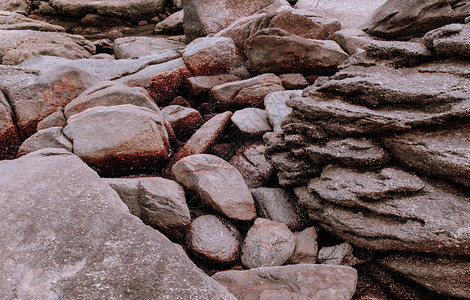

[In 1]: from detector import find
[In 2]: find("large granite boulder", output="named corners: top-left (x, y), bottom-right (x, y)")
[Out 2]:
top-left (0, 148), bottom-right (236, 299)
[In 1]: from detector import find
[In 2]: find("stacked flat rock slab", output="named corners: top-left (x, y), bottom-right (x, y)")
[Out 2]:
top-left (265, 17), bottom-right (470, 298)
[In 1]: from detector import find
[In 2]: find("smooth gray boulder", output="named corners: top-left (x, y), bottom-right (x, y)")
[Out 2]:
top-left (264, 90), bottom-right (301, 132)
top-left (231, 108), bottom-right (272, 135)
top-left (113, 37), bottom-right (184, 59)
top-left (17, 127), bottom-right (72, 157)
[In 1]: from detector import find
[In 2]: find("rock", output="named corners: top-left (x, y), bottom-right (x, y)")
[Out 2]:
top-left (328, 28), bottom-right (377, 56)
top-left (0, 30), bottom-right (95, 65)
top-left (187, 74), bottom-right (240, 96)
top-left (296, 167), bottom-right (470, 255)
top-left (80, 13), bottom-right (131, 27)
top-left (64, 81), bottom-right (159, 118)
top-left (49, 0), bottom-right (168, 22)
top-left (318, 242), bottom-right (357, 266)
top-left (172, 0), bottom-right (182, 9)
top-left (245, 28), bottom-right (349, 74)
top-left (161, 105), bottom-right (203, 141)
top-left (360, 0), bottom-right (470, 40)
top-left (113, 37), bottom-right (184, 59)
top-left (0, 91), bottom-right (21, 159)
top-left (211, 73), bottom-right (284, 111)
top-left (231, 108), bottom-right (272, 135)
top-left (17, 127), bottom-right (72, 157)
top-left (173, 154), bottom-right (257, 221)
top-left (424, 23), bottom-right (470, 57)
top-left (379, 253), bottom-right (470, 299)
top-left (147, 58), bottom-right (192, 103)
top-left (154, 9), bottom-right (184, 34)
top-left (0, 0), bottom-right (29, 14)
top-left (295, 0), bottom-right (387, 28)
top-left (279, 73), bottom-right (309, 89)
top-left (63, 105), bottom-right (170, 176)
top-left (381, 122), bottom-right (470, 188)
top-left (213, 264), bottom-right (358, 300)
top-left (251, 188), bottom-right (309, 231)
top-left (0, 11), bottom-right (63, 32)
top-left (186, 215), bottom-right (242, 265)
top-left (0, 64), bottom-right (99, 138)
top-left (0, 148), bottom-right (236, 299)
top-left (182, 37), bottom-right (236, 76)
top-left (229, 142), bottom-right (274, 188)
top-left (363, 40), bottom-right (432, 68)
top-left (264, 90), bottom-right (301, 132)
top-left (418, 58), bottom-right (470, 78)
top-left (36, 108), bottom-right (67, 131)
top-left (287, 226), bottom-right (318, 264)
top-left (241, 218), bottom-right (296, 268)
top-left (105, 177), bottom-right (190, 239)
top-left (183, 0), bottom-right (291, 42)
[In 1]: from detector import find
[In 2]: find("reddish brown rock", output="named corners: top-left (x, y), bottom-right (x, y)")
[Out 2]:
top-left (161, 105), bottom-right (203, 141)
top-left (0, 92), bottom-right (21, 159)
top-left (187, 74), bottom-right (240, 96)
top-left (279, 73), bottom-right (309, 89)
top-left (147, 58), bottom-right (192, 103)
top-left (287, 226), bottom-right (318, 264)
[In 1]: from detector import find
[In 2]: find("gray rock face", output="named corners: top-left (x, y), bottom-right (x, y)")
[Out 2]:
top-left (0, 11), bottom-right (63, 32)
top-left (173, 154), bottom-right (257, 221)
top-left (287, 226), bottom-right (318, 264)
top-left (251, 188), bottom-right (309, 231)
top-left (64, 105), bottom-right (170, 176)
top-left (245, 28), bottom-right (349, 74)
top-left (113, 37), bottom-right (184, 59)
top-left (0, 91), bottom-right (20, 159)
top-left (212, 264), bottom-right (358, 300)
top-left (360, 0), bottom-right (470, 39)
top-left (264, 90), bottom-right (301, 132)
top-left (36, 108), bottom-right (67, 131)
top-left (17, 127), bottom-right (72, 157)
top-left (328, 28), bottom-right (376, 55)
top-left (154, 9), bottom-right (184, 34)
top-left (231, 108), bottom-right (272, 135)
top-left (318, 242), bottom-right (356, 266)
top-left (0, 148), bottom-right (236, 299)
top-left (424, 22), bottom-right (470, 57)
top-left (0, 0), bottom-right (30, 14)
top-left (363, 40), bottom-right (432, 67)
top-left (379, 253), bottom-right (470, 300)
top-left (187, 74), bottom-right (240, 96)
top-left (241, 218), bottom-right (296, 268)
top-left (186, 215), bottom-right (242, 265)
top-left (105, 177), bottom-right (191, 239)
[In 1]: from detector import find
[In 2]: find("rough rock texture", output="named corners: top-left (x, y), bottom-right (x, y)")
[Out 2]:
top-left (147, 58), bottom-right (192, 103)
top-left (251, 188), bottom-right (309, 231)
top-left (245, 28), bottom-right (349, 74)
top-left (64, 105), bottom-right (170, 176)
top-left (105, 177), bottom-right (190, 239)
top-left (264, 90), bottom-right (301, 132)
top-left (186, 215), bottom-right (242, 265)
top-left (17, 127), bottom-right (72, 157)
top-left (318, 242), bottom-right (356, 266)
top-left (279, 73), bottom-right (309, 89)
top-left (0, 11), bottom-right (63, 32)
top-left (241, 218), bottom-right (296, 268)
top-left (0, 30), bottom-right (95, 65)
top-left (173, 154), bottom-right (257, 221)
top-left (154, 9), bottom-right (184, 34)
top-left (49, 0), bottom-right (168, 21)
top-left (287, 226), bottom-right (318, 264)
top-left (182, 0), bottom-right (291, 42)
top-left (0, 148), bottom-right (236, 299)
top-left (0, 91), bottom-right (21, 159)
top-left (360, 0), bottom-right (470, 40)
top-left (0, 0), bottom-right (30, 14)
top-left (424, 22), bottom-right (470, 57)
top-left (231, 108), bottom-right (272, 135)
top-left (161, 105), bottom-right (203, 141)
top-left (379, 253), bottom-right (470, 299)
top-left (213, 264), bottom-right (358, 300)
top-left (187, 74), bottom-right (240, 96)
top-left (113, 37), bottom-right (184, 59)
top-left (328, 28), bottom-right (377, 55)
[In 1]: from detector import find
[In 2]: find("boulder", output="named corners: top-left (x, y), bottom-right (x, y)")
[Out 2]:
top-left (360, 0), bottom-right (470, 40)
top-left (36, 108), bottom-right (67, 131)
top-left (182, 0), bottom-right (291, 42)
top-left (113, 37), bottom-right (185, 59)
top-left (0, 11), bottom-right (63, 32)
top-left (0, 30), bottom-right (95, 65)
top-left (186, 215), bottom-right (242, 265)
top-left (181, 37), bottom-right (236, 76)
top-left (264, 90), bottom-right (301, 132)
top-left (424, 22), bottom-right (470, 57)
top-left (187, 74), bottom-right (240, 96)
top-left (147, 58), bottom-right (192, 103)
top-left (105, 177), bottom-right (190, 239)
top-left (241, 218), bottom-right (296, 268)
top-left (154, 9), bottom-right (184, 34)
top-left (172, 154), bottom-right (257, 221)
top-left (63, 105), bottom-right (170, 176)
top-left (318, 242), bottom-right (357, 266)
top-left (287, 226), bottom-right (318, 264)
top-left (0, 148), bottom-right (235, 299)
top-left (328, 28), bottom-right (377, 55)
top-left (279, 73), bottom-right (309, 89)
top-left (161, 105), bottom-right (203, 141)
top-left (231, 108), bottom-right (272, 135)
top-left (213, 264), bottom-right (357, 300)
top-left (362, 40), bottom-right (432, 67)
top-left (17, 127), bottom-right (72, 157)
top-left (245, 28), bottom-right (349, 74)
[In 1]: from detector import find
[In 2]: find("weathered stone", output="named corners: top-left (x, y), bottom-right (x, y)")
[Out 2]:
top-left (379, 253), bottom-right (470, 300)
top-left (318, 242), bottom-right (357, 266)
top-left (63, 105), bottom-right (170, 176)
top-left (154, 9), bottom-right (184, 34)
top-left (64, 81), bottom-right (159, 118)
top-left (328, 28), bottom-right (376, 55)
top-left (0, 11), bottom-right (63, 32)
top-left (424, 22), bottom-right (470, 57)
top-left (17, 127), bottom-right (72, 157)
top-left (49, 0), bottom-right (168, 21)
top-left (381, 122), bottom-right (470, 188)
top-left (186, 215), bottom-right (242, 265)
top-left (231, 108), bottom-right (272, 135)
top-left (287, 226), bottom-right (318, 264)
top-left (0, 0), bottom-right (30, 14)
top-left (251, 188), bottom-right (309, 231)
top-left (0, 148), bottom-right (235, 299)
top-left (245, 28), bottom-right (349, 74)
top-left (187, 74), bottom-right (240, 96)
top-left (264, 90), bottom-right (301, 132)
top-left (173, 154), bottom-right (257, 221)
top-left (105, 177), bottom-right (190, 239)
top-left (360, 0), bottom-right (470, 40)
top-left (182, 0), bottom-right (290, 42)
top-left (241, 218), bottom-right (296, 268)
top-left (418, 58), bottom-right (470, 78)
top-left (279, 73), bottom-right (309, 89)
top-left (0, 91), bottom-right (20, 159)
top-left (79, 13), bottom-right (131, 27)
top-left (212, 73), bottom-right (284, 111)
top-left (229, 142), bottom-right (274, 188)
top-left (297, 169), bottom-right (470, 255)
top-left (113, 37), bottom-right (184, 59)
top-left (36, 108), bottom-right (67, 131)
top-left (161, 105), bottom-right (203, 141)
top-left (213, 264), bottom-right (358, 300)
top-left (363, 40), bottom-right (432, 67)
top-left (182, 37), bottom-right (236, 76)
top-left (147, 58), bottom-right (192, 103)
